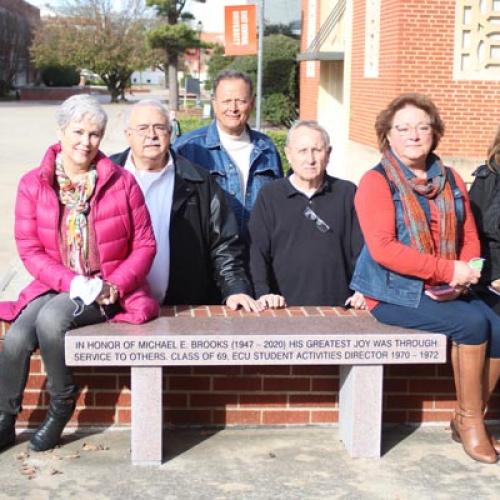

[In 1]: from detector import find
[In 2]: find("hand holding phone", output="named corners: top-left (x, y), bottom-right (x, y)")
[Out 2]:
top-left (427, 285), bottom-right (455, 296)
top-left (425, 285), bottom-right (461, 301)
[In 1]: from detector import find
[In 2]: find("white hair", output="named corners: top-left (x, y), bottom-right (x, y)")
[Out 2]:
top-left (55, 94), bottom-right (107, 131)
top-left (286, 120), bottom-right (331, 149)
top-left (125, 99), bottom-right (171, 129)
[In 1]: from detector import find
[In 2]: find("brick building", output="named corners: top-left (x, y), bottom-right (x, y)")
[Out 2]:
top-left (299, 0), bottom-right (500, 181)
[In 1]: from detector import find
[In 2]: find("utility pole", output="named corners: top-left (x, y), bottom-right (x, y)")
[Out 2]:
top-left (255, 0), bottom-right (265, 131)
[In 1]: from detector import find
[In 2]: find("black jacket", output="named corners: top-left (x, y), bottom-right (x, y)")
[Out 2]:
top-left (110, 149), bottom-right (252, 305)
top-left (469, 163), bottom-right (500, 283)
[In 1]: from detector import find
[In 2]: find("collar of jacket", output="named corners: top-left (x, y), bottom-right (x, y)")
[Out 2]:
top-left (204, 120), bottom-right (274, 177)
top-left (39, 143), bottom-right (116, 193)
top-left (109, 147), bottom-right (204, 216)
top-left (205, 119), bottom-right (272, 151)
top-left (171, 150), bottom-right (205, 183)
top-left (473, 162), bottom-right (499, 179)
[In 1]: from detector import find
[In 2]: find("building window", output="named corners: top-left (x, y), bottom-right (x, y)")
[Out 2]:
top-left (454, 0), bottom-right (500, 80)
top-left (364, 0), bottom-right (380, 78)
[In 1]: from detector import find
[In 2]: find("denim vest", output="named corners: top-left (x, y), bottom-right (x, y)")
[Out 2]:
top-left (173, 120), bottom-right (283, 233)
top-left (350, 159), bottom-right (465, 308)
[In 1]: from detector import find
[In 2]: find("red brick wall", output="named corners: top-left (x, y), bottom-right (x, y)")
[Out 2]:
top-left (350, 0), bottom-right (500, 157)
top-left (299, 1), bottom-right (320, 120)
top-left (3, 306), bottom-right (499, 429)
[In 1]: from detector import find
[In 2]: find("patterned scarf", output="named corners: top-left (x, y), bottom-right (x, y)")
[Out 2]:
top-left (381, 148), bottom-right (457, 259)
top-left (55, 154), bottom-right (97, 275)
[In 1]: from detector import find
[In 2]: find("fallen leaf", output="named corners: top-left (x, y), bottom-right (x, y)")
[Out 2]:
top-left (15, 452), bottom-right (29, 461)
top-left (82, 443), bottom-right (108, 451)
top-left (268, 452), bottom-right (276, 458)
top-left (20, 467), bottom-right (37, 476)
top-left (64, 452), bottom-right (81, 460)
top-left (49, 468), bottom-right (62, 475)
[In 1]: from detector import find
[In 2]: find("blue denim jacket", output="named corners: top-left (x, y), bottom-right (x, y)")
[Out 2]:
top-left (350, 157), bottom-right (465, 308)
top-left (173, 120), bottom-right (283, 232)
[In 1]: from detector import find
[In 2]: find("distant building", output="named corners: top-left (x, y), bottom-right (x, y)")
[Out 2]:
top-left (130, 69), bottom-right (165, 87)
top-left (0, 0), bottom-right (40, 89)
top-left (299, 0), bottom-right (500, 179)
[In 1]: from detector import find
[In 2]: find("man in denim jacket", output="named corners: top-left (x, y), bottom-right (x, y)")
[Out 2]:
top-left (173, 70), bottom-right (283, 233)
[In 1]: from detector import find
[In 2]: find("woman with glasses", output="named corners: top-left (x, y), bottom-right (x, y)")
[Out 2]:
top-left (351, 93), bottom-right (500, 464)
top-left (0, 95), bottom-right (158, 453)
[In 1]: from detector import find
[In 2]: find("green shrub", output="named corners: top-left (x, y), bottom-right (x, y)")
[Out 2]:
top-left (266, 129), bottom-right (288, 173)
top-left (41, 65), bottom-right (80, 87)
top-left (178, 116), bottom-right (289, 173)
top-left (262, 93), bottom-right (297, 127)
top-left (178, 116), bottom-right (211, 134)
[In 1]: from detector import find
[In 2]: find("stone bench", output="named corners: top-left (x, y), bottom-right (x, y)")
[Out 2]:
top-left (64, 306), bottom-right (447, 465)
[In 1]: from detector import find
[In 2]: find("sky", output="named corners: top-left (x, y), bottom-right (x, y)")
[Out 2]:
top-left (28, 0), bottom-right (301, 30)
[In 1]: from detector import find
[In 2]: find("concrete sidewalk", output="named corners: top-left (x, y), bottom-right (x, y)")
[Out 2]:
top-left (0, 426), bottom-right (499, 499)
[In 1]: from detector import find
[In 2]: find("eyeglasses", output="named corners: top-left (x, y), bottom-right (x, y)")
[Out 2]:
top-left (304, 206), bottom-right (330, 233)
top-left (392, 123), bottom-right (432, 137)
top-left (217, 98), bottom-right (250, 109)
top-left (129, 124), bottom-right (170, 136)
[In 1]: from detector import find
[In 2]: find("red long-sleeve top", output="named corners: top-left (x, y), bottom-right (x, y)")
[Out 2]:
top-left (355, 168), bottom-right (480, 310)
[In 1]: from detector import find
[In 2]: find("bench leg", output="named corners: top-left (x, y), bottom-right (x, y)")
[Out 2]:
top-left (131, 366), bottom-right (163, 465)
top-left (339, 365), bottom-right (383, 458)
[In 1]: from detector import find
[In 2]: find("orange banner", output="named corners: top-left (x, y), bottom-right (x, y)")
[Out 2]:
top-left (224, 5), bottom-right (257, 56)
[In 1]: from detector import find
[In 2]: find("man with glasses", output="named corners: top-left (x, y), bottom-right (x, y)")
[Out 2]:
top-left (248, 120), bottom-right (365, 309)
top-left (173, 70), bottom-right (283, 234)
top-left (110, 99), bottom-right (261, 312)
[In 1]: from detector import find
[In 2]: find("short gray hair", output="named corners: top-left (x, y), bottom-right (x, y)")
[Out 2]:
top-left (213, 69), bottom-right (254, 97)
top-left (56, 94), bottom-right (107, 131)
top-left (125, 99), bottom-right (171, 129)
top-left (286, 120), bottom-right (331, 148)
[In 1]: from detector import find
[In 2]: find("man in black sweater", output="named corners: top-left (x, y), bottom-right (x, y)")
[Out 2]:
top-left (248, 120), bottom-right (365, 309)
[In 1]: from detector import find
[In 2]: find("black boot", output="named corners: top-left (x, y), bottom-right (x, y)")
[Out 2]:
top-left (0, 412), bottom-right (16, 452)
top-left (29, 399), bottom-right (75, 452)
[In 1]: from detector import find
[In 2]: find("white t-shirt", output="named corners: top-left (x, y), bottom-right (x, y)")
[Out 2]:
top-left (217, 125), bottom-right (253, 197)
top-left (125, 153), bottom-right (175, 303)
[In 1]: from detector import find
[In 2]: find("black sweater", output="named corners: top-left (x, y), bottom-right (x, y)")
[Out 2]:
top-left (248, 176), bottom-right (363, 306)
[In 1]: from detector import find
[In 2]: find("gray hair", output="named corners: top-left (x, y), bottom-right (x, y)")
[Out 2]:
top-left (125, 99), bottom-right (171, 129)
top-left (286, 120), bottom-right (331, 148)
top-left (56, 94), bottom-right (107, 131)
top-left (213, 69), bottom-right (254, 97)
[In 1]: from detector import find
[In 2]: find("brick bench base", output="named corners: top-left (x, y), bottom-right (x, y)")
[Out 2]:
top-left (64, 307), bottom-right (447, 465)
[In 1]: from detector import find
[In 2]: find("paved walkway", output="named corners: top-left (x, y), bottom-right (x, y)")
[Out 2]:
top-left (1, 426), bottom-right (500, 499)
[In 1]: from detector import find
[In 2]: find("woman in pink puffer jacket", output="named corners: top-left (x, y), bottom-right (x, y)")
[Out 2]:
top-left (0, 95), bottom-right (158, 454)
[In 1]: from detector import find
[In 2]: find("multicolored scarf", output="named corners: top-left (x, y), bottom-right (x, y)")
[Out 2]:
top-left (381, 148), bottom-right (457, 259)
top-left (55, 154), bottom-right (97, 275)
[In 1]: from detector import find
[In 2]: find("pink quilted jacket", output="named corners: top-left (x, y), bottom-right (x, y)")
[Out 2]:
top-left (0, 144), bottom-right (159, 324)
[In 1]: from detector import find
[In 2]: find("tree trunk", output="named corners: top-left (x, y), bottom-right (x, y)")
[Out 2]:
top-left (168, 52), bottom-right (179, 111)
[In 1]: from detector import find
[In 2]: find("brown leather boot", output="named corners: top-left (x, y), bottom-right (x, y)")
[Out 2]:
top-left (483, 358), bottom-right (500, 453)
top-left (451, 342), bottom-right (496, 464)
